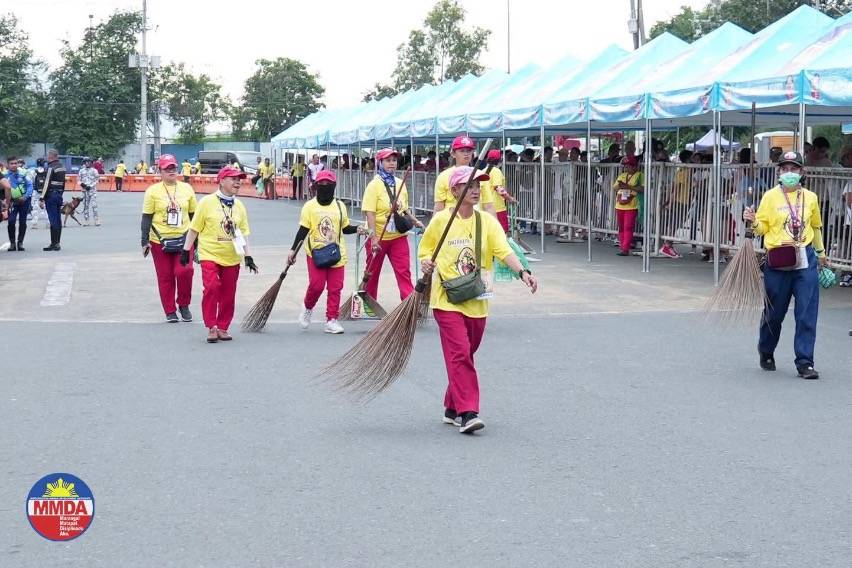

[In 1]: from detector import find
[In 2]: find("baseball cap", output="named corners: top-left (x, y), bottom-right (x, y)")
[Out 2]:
top-left (216, 166), bottom-right (246, 183)
top-left (375, 148), bottom-right (400, 161)
top-left (157, 154), bottom-right (178, 170)
top-left (778, 150), bottom-right (804, 167)
top-left (486, 149), bottom-right (502, 161)
top-left (314, 170), bottom-right (337, 184)
top-left (449, 166), bottom-right (490, 188)
top-left (451, 136), bottom-right (475, 151)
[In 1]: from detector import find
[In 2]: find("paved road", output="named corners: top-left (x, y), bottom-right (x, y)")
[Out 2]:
top-left (2, 193), bottom-right (851, 567)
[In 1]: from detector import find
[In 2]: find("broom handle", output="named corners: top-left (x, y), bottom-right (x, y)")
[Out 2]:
top-left (423, 139), bottom-right (494, 267)
top-left (280, 239), bottom-right (304, 279)
top-left (745, 101), bottom-right (756, 239)
top-left (361, 168), bottom-right (413, 284)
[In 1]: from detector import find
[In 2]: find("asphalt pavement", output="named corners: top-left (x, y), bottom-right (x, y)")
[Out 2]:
top-left (1, 192), bottom-right (851, 567)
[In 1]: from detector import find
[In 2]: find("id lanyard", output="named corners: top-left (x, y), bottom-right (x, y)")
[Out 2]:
top-left (781, 189), bottom-right (804, 243)
top-left (219, 199), bottom-right (236, 237)
top-left (163, 183), bottom-right (182, 226)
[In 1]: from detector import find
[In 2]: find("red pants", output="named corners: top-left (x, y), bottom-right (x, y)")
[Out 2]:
top-left (496, 210), bottom-right (509, 233)
top-left (616, 208), bottom-right (638, 253)
top-left (200, 261), bottom-right (240, 330)
top-left (150, 241), bottom-right (194, 315)
top-left (433, 309), bottom-right (487, 414)
top-left (365, 236), bottom-right (414, 301)
top-left (304, 256), bottom-right (345, 320)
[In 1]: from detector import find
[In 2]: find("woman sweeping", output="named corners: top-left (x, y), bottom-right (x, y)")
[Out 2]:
top-left (361, 148), bottom-right (424, 301)
top-left (288, 170), bottom-right (366, 334)
top-left (744, 151), bottom-right (824, 379)
top-left (434, 136), bottom-right (496, 217)
top-left (141, 154), bottom-right (198, 323)
top-left (419, 166), bottom-right (538, 434)
top-left (181, 166), bottom-right (259, 343)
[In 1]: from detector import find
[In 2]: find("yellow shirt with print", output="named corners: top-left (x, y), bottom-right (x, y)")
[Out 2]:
top-left (114, 163), bottom-right (127, 178)
top-left (612, 171), bottom-right (644, 210)
top-left (190, 194), bottom-right (250, 267)
top-left (754, 186), bottom-right (822, 250)
top-left (434, 165), bottom-right (495, 210)
top-left (418, 209), bottom-right (513, 318)
top-left (483, 167), bottom-right (507, 212)
top-left (142, 181), bottom-right (197, 244)
top-left (362, 176), bottom-right (410, 241)
top-left (299, 198), bottom-right (349, 268)
top-left (181, 161), bottom-right (192, 176)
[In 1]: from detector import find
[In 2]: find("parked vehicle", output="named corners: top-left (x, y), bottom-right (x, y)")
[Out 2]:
top-left (197, 151), bottom-right (262, 175)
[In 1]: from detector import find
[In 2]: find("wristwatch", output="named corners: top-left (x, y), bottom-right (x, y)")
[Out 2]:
top-left (518, 268), bottom-right (532, 279)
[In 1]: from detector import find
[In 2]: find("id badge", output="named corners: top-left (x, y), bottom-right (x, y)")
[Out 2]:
top-left (794, 245), bottom-right (808, 270)
top-left (233, 227), bottom-right (246, 256)
top-left (475, 269), bottom-right (495, 300)
top-left (167, 209), bottom-right (182, 227)
top-left (387, 215), bottom-right (396, 233)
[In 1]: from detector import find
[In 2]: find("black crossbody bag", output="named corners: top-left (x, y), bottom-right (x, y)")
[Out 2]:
top-left (381, 180), bottom-right (414, 234)
top-left (310, 200), bottom-right (343, 268)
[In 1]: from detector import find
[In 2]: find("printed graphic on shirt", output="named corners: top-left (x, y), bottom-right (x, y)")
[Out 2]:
top-left (318, 216), bottom-right (336, 244)
top-left (456, 247), bottom-right (477, 275)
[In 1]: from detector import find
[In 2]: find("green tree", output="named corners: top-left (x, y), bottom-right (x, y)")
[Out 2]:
top-left (232, 57), bottom-right (325, 139)
top-left (0, 13), bottom-right (48, 154)
top-left (362, 82), bottom-right (399, 103)
top-left (47, 11), bottom-right (144, 158)
top-left (150, 63), bottom-right (229, 144)
top-left (364, 0), bottom-right (491, 101)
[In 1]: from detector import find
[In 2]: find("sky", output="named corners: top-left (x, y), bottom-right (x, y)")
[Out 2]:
top-left (10, 0), bottom-right (708, 112)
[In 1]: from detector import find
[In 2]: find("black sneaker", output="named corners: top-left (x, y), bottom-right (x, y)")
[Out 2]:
top-left (166, 312), bottom-right (179, 323)
top-left (459, 412), bottom-right (485, 434)
top-left (179, 305), bottom-right (192, 322)
top-left (442, 408), bottom-right (461, 426)
top-left (7, 243), bottom-right (17, 252)
top-left (759, 353), bottom-right (776, 371)
top-left (797, 365), bottom-right (820, 380)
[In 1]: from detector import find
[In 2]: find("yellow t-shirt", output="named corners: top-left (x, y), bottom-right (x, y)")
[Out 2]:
top-left (292, 163), bottom-right (305, 177)
top-left (362, 176), bottom-right (410, 241)
top-left (142, 181), bottom-right (197, 243)
top-left (418, 209), bottom-right (513, 318)
top-left (754, 186), bottom-right (822, 250)
top-left (181, 161), bottom-right (192, 176)
top-left (612, 171), bottom-right (644, 210)
top-left (190, 194), bottom-right (250, 267)
top-left (483, 167), bottom-right (507, 212)
top-left (137, 162), bottom-right (148, 173)
top-left (673, 167), bottom-right (691, 204)
top-left (260, 163), bottom-right (275, 180)
top-left (115, 163), bottom-right (127, 178)
top-left (434, 165), bottom-right (495, 210)
top-left (299, 198), bottom-right (350, 268)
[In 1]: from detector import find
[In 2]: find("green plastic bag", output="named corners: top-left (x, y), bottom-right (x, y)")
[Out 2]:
top-left (818, 267), bottom-right (837, 289)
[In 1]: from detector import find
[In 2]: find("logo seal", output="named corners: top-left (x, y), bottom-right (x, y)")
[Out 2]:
top-left (26, 473), bottom-right (95, 541)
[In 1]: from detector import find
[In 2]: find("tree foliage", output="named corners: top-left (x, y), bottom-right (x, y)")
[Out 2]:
top-left (363, 0), bottom-right (491, 102)
top-left (650, 0), bottom-right (848, 41)
top-left (47, 11), bottom-right (143, 158)
top-left (0, 13), bottom-right (47, 154)
top-left (150, 63), bottom-right (229, 144)
top-left (231, 57), bottom-right (325, 140)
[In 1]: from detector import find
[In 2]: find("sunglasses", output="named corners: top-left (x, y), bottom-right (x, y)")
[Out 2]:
top-left (162, 165), bottom-right (178, 172)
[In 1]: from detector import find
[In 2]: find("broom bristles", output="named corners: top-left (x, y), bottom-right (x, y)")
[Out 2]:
top-left (241, 275), bottom-right (285, 332)
top-left (704, 240), bottom-right (768, 325)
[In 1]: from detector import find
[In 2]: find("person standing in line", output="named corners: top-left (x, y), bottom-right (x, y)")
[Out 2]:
top-left (93, 157), bottom-right (105, 175)
top-left (39, 149), bottom-right (66, 251)
top-left (141, 154), bottom-right (198, 323)
top-left (307, 154), bottom-right (324, 199)
top-left (114, 159), bottom-right (127, 192)
top-left (290, 156), bottom-right (306, 200)
top-left (287, 170), bottom-right (366, 334)
top-left (78, 158), bottom-right (100, 226)
top-left (182, 166), bottom-right (258, 343)
top-left (5, 156), bottom-right (33, 251)
top-left (612, 156), bottom-right (643, 256)
top-left (744, 151), bottom-right (824, 380)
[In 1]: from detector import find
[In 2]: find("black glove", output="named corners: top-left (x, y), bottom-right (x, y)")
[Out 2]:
top-left (180, 249), bottom-right (190, 266)
top-left (245, 255), bottom-right (258, 274)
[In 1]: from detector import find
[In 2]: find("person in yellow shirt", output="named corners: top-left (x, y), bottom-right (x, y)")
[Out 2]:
top-left (433, 135), bottom-right (497, 217)
top-left (286, 170), bottom-right (366, 334)
top-left (140, 154), bottom-right (198, 323)
top-left (744, 151), bottom-right (824, 380)
top-left (261, 157), bottom-right (276, 200)
top-left (482, 149), bottom-right (514, 233)
top-left (181, 166), bottom-right (258, 343)
top-left (193, 160), bottom-right (203, 175)
top-left (114, 160), bottom-right (127, 192)
top-left (660, 149), bottom-right (693, 258)
top-left (612, 156), bottom-right (644, 256)
top-left (136, 160), bottom-right (148, 174)
top-left (181, 159), bottom-right (192, 182)
top-left (419, 166), bottom-right (538, 434)
top-left (361, 148), bottom-right (425, 302)
top-left (290, 156), bottom-right (306, 200)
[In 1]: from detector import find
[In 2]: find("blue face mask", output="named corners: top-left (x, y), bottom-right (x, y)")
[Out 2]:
top-left (778, 172), bottom-right (802, 187)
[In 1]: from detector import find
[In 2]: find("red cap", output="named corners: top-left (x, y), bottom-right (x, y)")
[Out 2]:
top-left (157, 154), bottom-right (178, 169)
top-left (375, 148), bottom-right (401, 161)
top-left (314, 170), bottom-right (337, 184)
top-left (216, 166), bottom-right (246, 183)
top-left (486, 149), bottom-right (502, 161)
top-left (451, 136), bottom-right (475, 150)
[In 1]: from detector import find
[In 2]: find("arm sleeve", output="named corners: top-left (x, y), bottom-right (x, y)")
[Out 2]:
top-left (810, 196), bottom-right (823, 229)
top-left (141, 213), bottom-right (154, 246)
top-left (342, 225), bottom-right (359, 235)
top-left (612, 174), bottom-right (621, 190)
top-left (291, 225), bottom-right (310, 250)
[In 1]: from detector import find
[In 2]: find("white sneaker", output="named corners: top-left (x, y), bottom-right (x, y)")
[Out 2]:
top-left (324, 319), bottom-right (344, 334)
top-left (298, 306), bottom-right (313, 330)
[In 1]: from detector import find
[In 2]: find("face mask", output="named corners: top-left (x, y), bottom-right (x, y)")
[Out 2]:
top-left (316, 184), bottom-right (335, 205)
top-left (778, 172), bottom-right (801, 188)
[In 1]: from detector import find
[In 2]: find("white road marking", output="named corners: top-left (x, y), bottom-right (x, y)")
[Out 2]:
top-left (40, 262), bottom-right (76, 307)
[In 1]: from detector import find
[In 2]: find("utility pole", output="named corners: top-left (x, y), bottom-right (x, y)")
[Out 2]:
top-left (129, 0), bottom-right (159, 168)
top-left (507, 0), bottom-right (511, 73)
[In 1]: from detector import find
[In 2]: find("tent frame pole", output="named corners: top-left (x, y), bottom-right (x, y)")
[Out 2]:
top-left (587, 119), bottom-right (593, 262)
top-left (540, 123), bottom-right (546, 254)
top-left (642, 119), bottom-right (652, 273)
top-left (713, 111), bottom-right (722, 285)
top-left (797, 102), bottom-right (806, 154)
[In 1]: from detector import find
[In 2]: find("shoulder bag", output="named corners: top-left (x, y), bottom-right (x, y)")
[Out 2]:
top-left (441, 211), bottom-right (487, 304)
top-left (311, 200), bottom-right (343, 268)
top-left (382, 179), bottom-right (413, 233)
